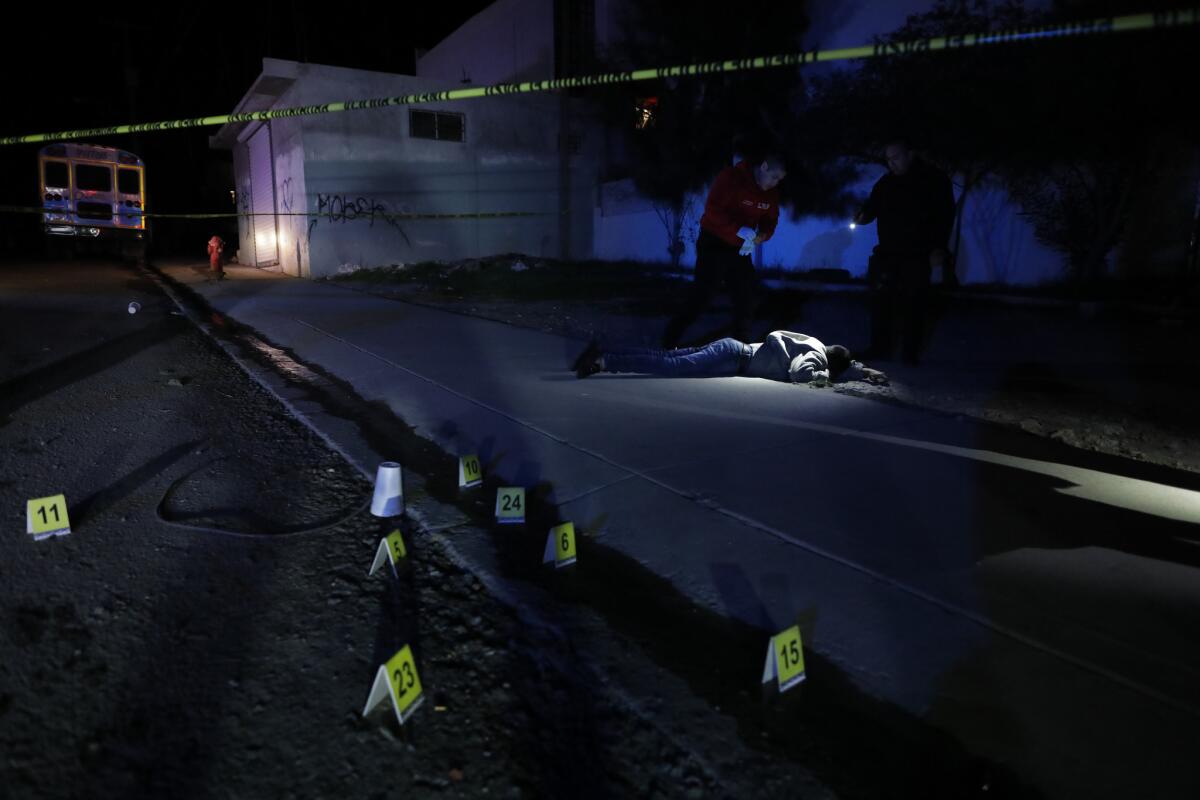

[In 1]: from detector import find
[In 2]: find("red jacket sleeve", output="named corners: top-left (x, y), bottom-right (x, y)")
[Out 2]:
top-left (701, 167), bottom-right (744, 245)
top-left (758, 196), bottom-right (780, 242)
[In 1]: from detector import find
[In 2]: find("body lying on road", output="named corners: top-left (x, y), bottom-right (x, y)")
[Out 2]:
top-left (574, 331), bottom-right (889, 386)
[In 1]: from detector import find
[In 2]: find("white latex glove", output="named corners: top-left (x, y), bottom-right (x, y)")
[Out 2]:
top-left (862, 367), bottom-right (889, 385)
top-left (737, 227), bottom-right (756, 242)
top-left (738, 240), bottom-right (754, 256)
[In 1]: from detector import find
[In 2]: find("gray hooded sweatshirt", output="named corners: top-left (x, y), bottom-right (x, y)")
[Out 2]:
top-left (745, 331), bottom-right (864, 384)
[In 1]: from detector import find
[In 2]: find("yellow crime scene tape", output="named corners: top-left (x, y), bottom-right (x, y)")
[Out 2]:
top-left (1, 9), bottom-right (1197, 147)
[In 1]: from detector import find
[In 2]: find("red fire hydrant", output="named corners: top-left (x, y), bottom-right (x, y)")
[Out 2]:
top-left (207, 235), bottom-right (226, 280)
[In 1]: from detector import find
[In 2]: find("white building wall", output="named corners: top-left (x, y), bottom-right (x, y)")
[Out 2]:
top-left (232, 142), bottom-right (254, 265)
top-left (595, 165), bottom-right (1072, 285)
top-left (226, 2), bottom-right (1189, 287)
top-left (796, 0), bottom-right (1062, 283)
top-left (591, 0), bottom-right (1069, 285)
top-left (592, 180), bottom-right (702, 265)
top-left (593, 170), bottom-right (879, 276)
top-left (267, 115), bottom-right (308, 277)
top-left (760, 173), bottom-right (880, 273)
top-left (236, 60), bottom-right (592, 278)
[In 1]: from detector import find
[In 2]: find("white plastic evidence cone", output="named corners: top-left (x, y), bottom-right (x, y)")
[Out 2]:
top-left (370, 461), bottom-right (404, 517)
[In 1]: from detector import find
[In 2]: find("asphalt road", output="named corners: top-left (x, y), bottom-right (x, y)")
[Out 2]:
top-left (164, 259), bottom-right (1200, 799)
top-left (0, 258), bottom-right (973, 799)
top-left (5, 255), bottom-right (1198, 799)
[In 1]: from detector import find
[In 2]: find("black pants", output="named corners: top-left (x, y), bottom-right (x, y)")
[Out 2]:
top-left (869, 252), bottom-right (931, 363)
top-left (662, 230), bottom-right (756, 349)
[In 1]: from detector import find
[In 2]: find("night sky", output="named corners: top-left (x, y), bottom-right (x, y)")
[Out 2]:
top-left (0, 3), bottom-right (495, 251)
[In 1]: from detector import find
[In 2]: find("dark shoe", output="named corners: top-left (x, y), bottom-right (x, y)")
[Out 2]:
top-left (572, 340), bottom-right (602, 379)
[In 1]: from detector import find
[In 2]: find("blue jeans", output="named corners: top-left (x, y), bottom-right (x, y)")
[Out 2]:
top-left (661, 229), bottom-right (757, 348)
top-left (604, 338), bottom-right (752, 377)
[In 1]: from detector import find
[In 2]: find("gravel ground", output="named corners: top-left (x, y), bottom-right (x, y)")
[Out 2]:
top-left (4, 260), bottom-right (1012, 799)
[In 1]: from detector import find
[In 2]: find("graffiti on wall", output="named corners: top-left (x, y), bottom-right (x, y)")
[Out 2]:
top-left (239, 181), bottom-right (251, 214)
top-left (306, 193), bottom-right (411, 245)
top-left (238, 181), bottom-right (253, 256)
top-left (279, 177), bottom-right (295, 213)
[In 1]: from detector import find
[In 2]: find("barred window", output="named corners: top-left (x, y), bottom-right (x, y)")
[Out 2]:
top-left (410, 109), bottom-right (466, 142)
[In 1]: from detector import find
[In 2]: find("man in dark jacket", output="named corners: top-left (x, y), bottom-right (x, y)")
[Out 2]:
top-left (854, 139), bottom-right (955, 364)
top-left (661, 154), bottom-right (786, 349)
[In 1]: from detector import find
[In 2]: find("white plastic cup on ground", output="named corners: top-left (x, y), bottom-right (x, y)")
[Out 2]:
top-left (370, 461), bottom-right (404, 517)
top-left (128, 301), bottom-right (141, 314)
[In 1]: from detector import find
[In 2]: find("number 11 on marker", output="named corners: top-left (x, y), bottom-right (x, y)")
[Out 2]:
top-left (26, 494), bottom-right (71, 540)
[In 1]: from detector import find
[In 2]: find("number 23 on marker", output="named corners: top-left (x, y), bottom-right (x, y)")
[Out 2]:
top-left (362, 643), bottom-right (425, 725)
top-left (387, 645), bottom-right (424, 717)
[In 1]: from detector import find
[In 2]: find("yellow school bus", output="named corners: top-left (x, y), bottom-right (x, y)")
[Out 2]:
top-left (39, 143), bottom-right (147, 254)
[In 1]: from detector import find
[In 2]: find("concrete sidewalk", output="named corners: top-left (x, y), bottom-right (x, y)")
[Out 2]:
top-left (158, 260), bottom-right (1200, 799)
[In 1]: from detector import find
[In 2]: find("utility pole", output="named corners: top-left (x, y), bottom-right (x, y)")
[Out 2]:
top-left (554, 0), bottom-right (596, 262)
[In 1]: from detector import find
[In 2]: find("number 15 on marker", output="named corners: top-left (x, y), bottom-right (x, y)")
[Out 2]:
top-left (762, 625), bottom-right (806, 692)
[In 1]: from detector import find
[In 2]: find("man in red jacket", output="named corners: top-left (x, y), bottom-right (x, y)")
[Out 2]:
top-left (661, 154), bottom-right (786, 349)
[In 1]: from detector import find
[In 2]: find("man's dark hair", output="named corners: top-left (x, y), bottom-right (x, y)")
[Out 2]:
top-left (884, 136), bottom-right (913, 153)
top-left (826, 344), bottom-right (852, 378)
